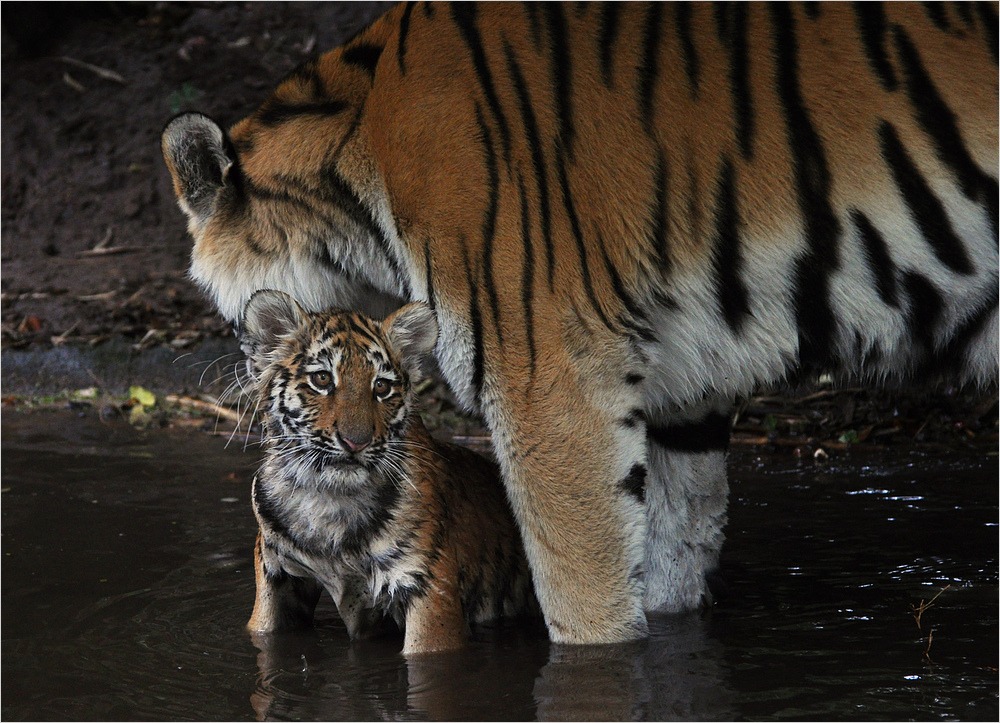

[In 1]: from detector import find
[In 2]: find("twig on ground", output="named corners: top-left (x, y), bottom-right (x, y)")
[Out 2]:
top-left (77, 246), bottom-right (144, 257)
top-left (60, 56), bottom-right (126, 83)
top-left (165, 394), bottom-right (244, 424)
top-left (62, 72), bottom-right (85, 92)
top-left (76, 291), bottom-right (117, 301)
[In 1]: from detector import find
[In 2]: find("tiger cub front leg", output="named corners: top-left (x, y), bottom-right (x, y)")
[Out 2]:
top-left (401, 570), bottom-right (469, 656)
top-left (247, 532), bottom-right (322, 633)
top-left (643, 398), bottom-right (732, 612)
top-left (486, 359), bottom-right (649, 644)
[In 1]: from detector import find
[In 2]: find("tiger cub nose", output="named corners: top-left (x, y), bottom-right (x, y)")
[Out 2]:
top-left (339, 432), bottom-right (372, 453)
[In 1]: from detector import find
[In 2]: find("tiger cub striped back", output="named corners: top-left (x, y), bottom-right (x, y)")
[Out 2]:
top-left (242, 291), bottom-right (536, 654)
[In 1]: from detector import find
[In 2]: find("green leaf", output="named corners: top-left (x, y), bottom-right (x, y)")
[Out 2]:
top-left (838, 430), bottom-right (859, 444)
top-left (129, 386), bottom-right (156, 407)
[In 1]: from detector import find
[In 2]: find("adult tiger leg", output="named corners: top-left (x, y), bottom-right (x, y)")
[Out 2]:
top-left (643, 398), bottom-right (732, 613)
top-left (484, 350), bottom-right (650, 644)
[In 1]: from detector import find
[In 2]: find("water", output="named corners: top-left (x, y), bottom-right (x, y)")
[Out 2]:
top-left (3, 410), bottom-right (996, 720)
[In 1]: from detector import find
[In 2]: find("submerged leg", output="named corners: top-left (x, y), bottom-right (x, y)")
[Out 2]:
top-left (247, 531), bottom-right (323, 632)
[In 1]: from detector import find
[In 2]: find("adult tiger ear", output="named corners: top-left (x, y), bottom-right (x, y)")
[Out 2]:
top-left (384, 302), bottom-right (438, 367)
top-left (240, 290), bottom-right (308, 364)
top-left (161, 112), bottom-right (236, 234)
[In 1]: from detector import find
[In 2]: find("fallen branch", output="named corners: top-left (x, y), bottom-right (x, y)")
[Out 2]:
top-left (76, 246), bottom-right (144, 257)
top-left (60, 56), bottom-right (126, 83)
top-left (165, 394), bottom-right (243, 424)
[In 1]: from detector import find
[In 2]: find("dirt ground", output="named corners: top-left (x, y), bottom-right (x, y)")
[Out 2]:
top-left (2, 1), bottom-right (391, 348)
top-left (1, 2), bottom-right (996, 453)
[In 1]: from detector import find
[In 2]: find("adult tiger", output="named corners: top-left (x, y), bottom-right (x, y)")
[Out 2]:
top-left (162, 2), bottom-right (998, 644)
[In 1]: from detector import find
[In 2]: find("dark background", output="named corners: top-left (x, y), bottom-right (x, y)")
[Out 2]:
top-left (2, 1), bottom-right (391, 348)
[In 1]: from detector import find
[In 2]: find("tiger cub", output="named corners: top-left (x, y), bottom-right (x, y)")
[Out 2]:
top-left (241, 290), bottom-right (536, 654)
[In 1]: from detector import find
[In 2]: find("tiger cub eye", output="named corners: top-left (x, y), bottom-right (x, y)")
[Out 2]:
top-left (373, 378), bottom-right (391, 398)
top-left (310, 371), bottom-right (333, 389)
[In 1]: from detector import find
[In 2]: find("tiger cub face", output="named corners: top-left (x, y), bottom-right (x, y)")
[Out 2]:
top-left (242, 290), bottom-right (436, 488)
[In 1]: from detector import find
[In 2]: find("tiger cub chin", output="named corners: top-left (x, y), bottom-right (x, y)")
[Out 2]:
top-left (240, 290), bottom-right (537, 655)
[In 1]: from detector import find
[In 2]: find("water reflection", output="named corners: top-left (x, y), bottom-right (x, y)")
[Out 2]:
top-left (535, 615), bottom-right (734, 721)
top-left (246, 613), bottom-right (734, 721)
top-left (2, 412), bottom-right (996, 720)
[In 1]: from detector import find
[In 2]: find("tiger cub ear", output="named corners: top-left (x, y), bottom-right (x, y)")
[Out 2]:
top-left (161, 112), bottom-right (236, 233)
top-left (383, 302), bottom-right (438, 368)
top-left (240, 290), bottom-right (308, 365)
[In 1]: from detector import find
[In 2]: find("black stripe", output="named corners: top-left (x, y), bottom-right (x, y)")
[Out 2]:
top-left (347, 315), bottom-right (382, 348)
top-left (283, 58), bottom-right (321, 86)
top-left (892, 28), bottom-right (981, 192)
top-left (901, 271), bottom-right (944, 365)
top-left (450, 3), bottom-right (513, 164)
top-left (937, 289), bottom-right (999, 372)
top-left (712, 159), bottom-right (751, 334)
top-left (243, 174), bottom-right (316, 216)
top-left (894, 24), bottom-right (997, 229)
top-left (618, 464), bottom-right (647, 503)
top-left (851, 209), bottom-right (900, 308)
top-left (341, 480), bottom-right (403, 556)
top-left (985, 177), bottom-right (999, 245)
top-left (423, 1), bottom-right (435, 19)
top-left (598, 234), bottom-right (656, 342)
top-left (853, 3), bottom-right (898, 91)
top-left (253, 479), bottom-right (296, 545)
top-left (771, 4), bottom-right (842, 367)
top-left (716, 2), bottom-right (755, 158)
top-left (555, 142), bottom-right (617, 335)
top-left (462, 243), bottom-right (486, 402)
top-left (598, 2), bottom-right (622, 87)
top-left (329, 109), bottom-right (362, 166)
top-left (543, 4), bottom-right (574, 156)
top-left (397, 1), bottom-right (416, 74)
top-left (652, 149), bottom-right (671, 275)
top-left (954, 2), bottom-right (976, 27)
top-left (638, 3), bottom-right (663, 135)
top-left (648, 412), bottom-right (732, 453)
top-left (675, 3), bottom-right (700, 97)
top-left (878, 122), bottom-right (974, 275)
top-left (803, 3), bottom-right (822, 20)
top-left (256, 100), bottom-right (350, 127)
top-left (524, 2), bottom-right (543, 47)
top-left (423, 239), bottom-right (436, 311)
top-left (621, 409), bottom-right (646, 429)
top-left (921, 1), bottom-right (952, 31)
top-left (504, 41), bottom-right (555, 290)
top-left (342, 42), bottom-right (384, 79)
top-left (475, 103), bottom-right (505, 346)
top-left (319, 164), bottom-right (412, 294)
top-left (975, 2), bottom-right (998, 62)
top-left (313, 237), bottom-right (351, 278)
top-left (517, 173), bottom-right (538, 376)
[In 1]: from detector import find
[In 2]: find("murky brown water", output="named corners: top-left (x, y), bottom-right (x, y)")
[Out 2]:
top-left (3, 410), bottom-right (996, 721)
